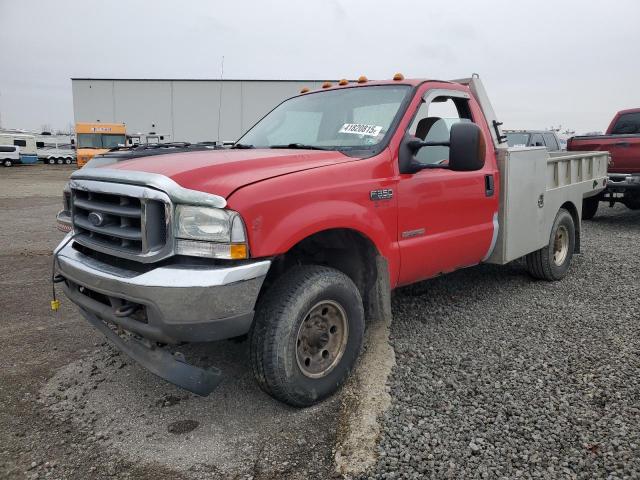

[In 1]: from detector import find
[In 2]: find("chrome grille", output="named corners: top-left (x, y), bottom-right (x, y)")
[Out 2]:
top-left (70, 180), bottom-right (171, 262)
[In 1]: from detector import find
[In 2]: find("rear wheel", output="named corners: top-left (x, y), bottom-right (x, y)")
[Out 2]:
top-left (56, 158), bottom-right (64, 165)
top-left (3, 159), bottom-right (12, 167)
top-left (249, 265), bottom-right (364, 407)
top-left (64, 157), bottom-right (72, 164)
top-left (582, 197), bottom-right (599, 220)
top-left (525, 208), bottom-right (575, 281)
top-left (47, 158), bottom-right (55, 165)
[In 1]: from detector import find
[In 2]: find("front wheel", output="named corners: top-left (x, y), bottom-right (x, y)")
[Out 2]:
top-left (525, 208), bottom-right (575, 281)
top-left (250, 265), bottom-right (364, 407)
top-left (3, 159), bottom-right (12, 167)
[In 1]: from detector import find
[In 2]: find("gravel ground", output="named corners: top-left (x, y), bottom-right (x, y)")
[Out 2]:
top-left (364, 205), bottom-right (640, 479)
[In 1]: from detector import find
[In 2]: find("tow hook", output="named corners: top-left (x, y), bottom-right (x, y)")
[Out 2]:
top-left (114, 303), bottom-right (139, 318)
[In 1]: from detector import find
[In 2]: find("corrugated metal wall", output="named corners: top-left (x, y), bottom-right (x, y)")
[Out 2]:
top-left (72, 79), bottom-right (327, 143)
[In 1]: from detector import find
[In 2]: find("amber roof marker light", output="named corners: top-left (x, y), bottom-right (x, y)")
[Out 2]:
top-left (300, 87), bottom-right (310, 93)
top-left (338, 78), bottom-right (349, 86)
top-left (357, 75), bottom-right (368, 83)
top-left (393, 73), bottom-right (405, 81)
top-left (322, 82), bottom-right (333, 89)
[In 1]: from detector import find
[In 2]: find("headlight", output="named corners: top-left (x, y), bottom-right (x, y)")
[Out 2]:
top-left (174, 205), bottom-right (248, 259)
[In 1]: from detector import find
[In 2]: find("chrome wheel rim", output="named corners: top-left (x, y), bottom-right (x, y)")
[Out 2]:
top-left (553, 225), bottom-right (569, 266)
top-left (296, 300), bottom-right (349, 379)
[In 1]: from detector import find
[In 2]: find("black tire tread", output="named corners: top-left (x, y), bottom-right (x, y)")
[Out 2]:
top-left (525, 208), bottom-right (574, 281)
top-left (249, 265), bottom-right (362, 407)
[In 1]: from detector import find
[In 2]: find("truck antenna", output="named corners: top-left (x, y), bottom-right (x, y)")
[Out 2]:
top-left (217, 56), bottom-right (225, 143)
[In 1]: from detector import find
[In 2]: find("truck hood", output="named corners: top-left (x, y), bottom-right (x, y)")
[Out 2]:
top-left (103, 149), bottom-right (353, 198)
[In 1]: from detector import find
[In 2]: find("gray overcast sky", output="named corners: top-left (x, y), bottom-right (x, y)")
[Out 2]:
top-left (0, 0), bottom-right (638, 134)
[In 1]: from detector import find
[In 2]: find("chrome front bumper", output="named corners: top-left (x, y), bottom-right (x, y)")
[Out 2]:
top-left (54, 238), bottom-right (270, 344)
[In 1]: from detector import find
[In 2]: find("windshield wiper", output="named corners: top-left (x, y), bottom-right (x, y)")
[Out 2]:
top-left (231, 143), bottom-right (254, 149)
top-left (270, 143), bottom-right (331, 151)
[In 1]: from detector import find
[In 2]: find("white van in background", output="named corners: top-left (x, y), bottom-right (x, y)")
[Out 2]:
top-left (0, 145), bottom-right (21, 167)
top-left (0, 133), bottom-right (38, 164)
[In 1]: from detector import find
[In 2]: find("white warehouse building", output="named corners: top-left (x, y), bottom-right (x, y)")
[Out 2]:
top-left (71, 78), bottom-right (331, 143)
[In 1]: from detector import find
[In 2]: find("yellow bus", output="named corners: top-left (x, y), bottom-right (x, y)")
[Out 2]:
top-left (75, 122), bottom-right (126, 167)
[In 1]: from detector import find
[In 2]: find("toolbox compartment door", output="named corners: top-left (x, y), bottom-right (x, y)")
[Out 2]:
top-left (486, 147), bottom-right (547, 264)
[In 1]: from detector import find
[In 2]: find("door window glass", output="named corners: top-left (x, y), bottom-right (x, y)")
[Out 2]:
top-left (408, 96), bottom-right (473, 165)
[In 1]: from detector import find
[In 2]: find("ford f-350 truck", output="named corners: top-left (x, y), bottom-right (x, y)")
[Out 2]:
top-left (568, 108), bottom-right (640, 219)
top-left (54, 75), bottom-right (608, 407)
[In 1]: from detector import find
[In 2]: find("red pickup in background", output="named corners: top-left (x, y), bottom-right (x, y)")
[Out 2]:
top-left (568, 108), bottom-right (640, 218)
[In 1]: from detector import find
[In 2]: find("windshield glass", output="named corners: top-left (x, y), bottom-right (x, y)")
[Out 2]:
top-left (506, 132), bottom-right (530, 147)
top-left (77, 133), bottom-right (126, 149)
top-left (237, 85), bottom-right (411, 150)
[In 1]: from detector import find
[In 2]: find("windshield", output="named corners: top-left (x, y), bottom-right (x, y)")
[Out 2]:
top-left (506, 132), bottom-right (530, 147)
top-left (237, 85), bottom-right (411, 150)
top-left (78, 133), bottom-right (126, 149)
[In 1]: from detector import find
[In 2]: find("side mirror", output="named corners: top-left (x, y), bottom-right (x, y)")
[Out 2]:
top-left (448, 122), bottom-right (486, 172)
top-left (398, 135), bottom-right (423, 174)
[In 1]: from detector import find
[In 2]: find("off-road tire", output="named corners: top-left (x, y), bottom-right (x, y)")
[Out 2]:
top-left (525, 208), bottom-right (575, 281)
top-left (582, 197), bottom-right (599, 220)
top-left (249, 265), bottom-right (364, 407)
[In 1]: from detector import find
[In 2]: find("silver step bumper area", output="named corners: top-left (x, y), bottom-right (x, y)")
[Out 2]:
top-left (55, 238), bottom-right (270, 344)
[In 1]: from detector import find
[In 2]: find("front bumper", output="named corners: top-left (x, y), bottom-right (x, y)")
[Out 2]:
top-left (54, 237), bottom-right (270, 395)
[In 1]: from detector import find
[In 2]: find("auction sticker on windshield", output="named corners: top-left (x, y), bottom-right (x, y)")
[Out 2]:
top-left (339, 123), bottom-right (383, 137)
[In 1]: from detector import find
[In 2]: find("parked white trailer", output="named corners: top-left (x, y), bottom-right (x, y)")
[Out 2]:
top-left (35, 133), bottom-right (76, 165)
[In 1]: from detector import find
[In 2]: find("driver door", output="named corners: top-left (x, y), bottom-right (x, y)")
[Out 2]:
top-left (396, 88), bottom-right (498, 286)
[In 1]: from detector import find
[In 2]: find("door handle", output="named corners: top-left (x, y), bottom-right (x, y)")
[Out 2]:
top-left (485, 174), bottom-right (495, 197)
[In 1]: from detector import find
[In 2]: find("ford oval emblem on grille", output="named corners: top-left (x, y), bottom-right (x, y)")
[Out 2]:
top-left (88, 211), bottom-right (105, 227)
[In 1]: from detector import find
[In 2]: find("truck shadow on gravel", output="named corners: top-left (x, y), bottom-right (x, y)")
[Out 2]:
top-left (39, 338), bottom-right (340, 479)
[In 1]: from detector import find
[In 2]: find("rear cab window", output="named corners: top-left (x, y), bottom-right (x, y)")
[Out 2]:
top-left (611, 112), bottom-right (640, 134)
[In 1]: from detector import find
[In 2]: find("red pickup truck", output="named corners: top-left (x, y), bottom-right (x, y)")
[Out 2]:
top-left (54, 75), bottom-right (607, 406)
top-left (567, 108), bottom-right (640, 218)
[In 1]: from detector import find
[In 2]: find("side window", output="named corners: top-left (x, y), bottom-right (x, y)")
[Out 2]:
top-left (36, 141), bottom-right (45, 148)
top-left (14, 139), bottom-right (27, 147)
top-left (530, 133), bottom-right (544, 147)
top-left (542, 133), bottom-right (558, 151)
top-left (0, 146), bottom-right (16, 153)
top-left (408, 96), bottom-right (473, 165)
